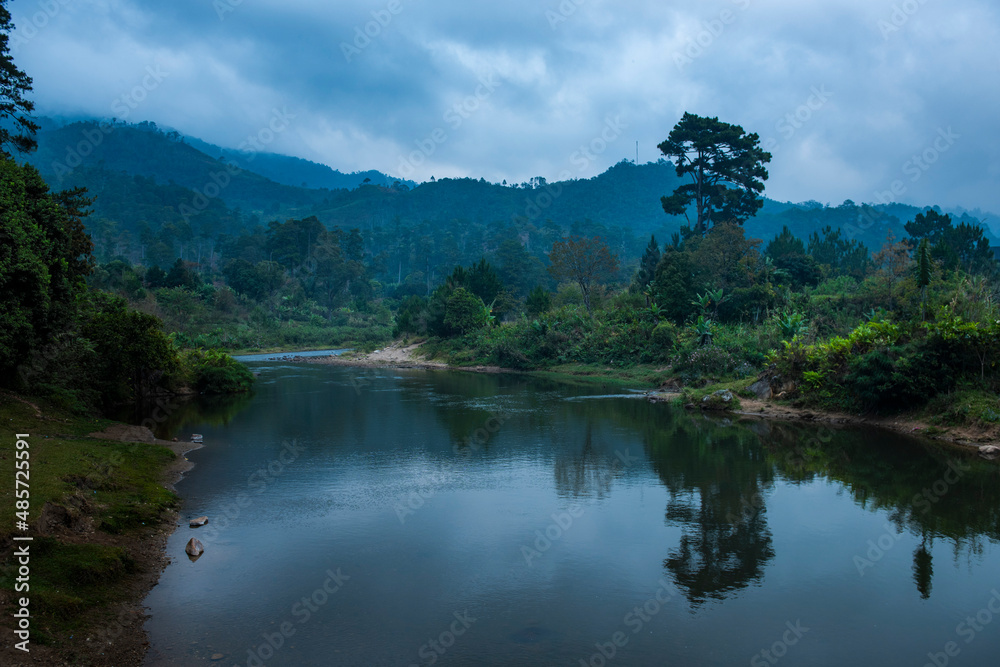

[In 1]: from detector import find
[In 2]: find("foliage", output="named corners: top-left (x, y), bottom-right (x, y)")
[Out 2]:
top-left (548, 235), bottom-right (620, 312)
top-left (79, 292), bottom-right (180, 406)
top-left (444, 287), bottom-right (489, 335)
top-left (0, 1), bottom-right (39, 156)
top-left (0, 158), bottom-right (94, 378)
top-left (658, 112), bottom-right (772, 233)
top-left (525, 285), bottom-right (552, 318)
top-left (180, 348), bottom-right (255, 394)
top-left (631, 234), bottom-right (661, 294)
top-left (775, 311), bottom-right (808, 340)
top-left (771, 314), bottom-right (1000, 413)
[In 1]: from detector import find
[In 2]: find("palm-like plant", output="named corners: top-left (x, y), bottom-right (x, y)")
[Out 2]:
top-left (692, 315), bottom-right (714, 346)
top-left (648, 301), bottom-right (665, 322)
top-left (691, 292), bottom-right (712, 315)
top-left (776, 311), bottom-right (807, 340)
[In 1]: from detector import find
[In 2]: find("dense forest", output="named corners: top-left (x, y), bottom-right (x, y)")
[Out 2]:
top-left (6, 110), bottom-right (1000, 425)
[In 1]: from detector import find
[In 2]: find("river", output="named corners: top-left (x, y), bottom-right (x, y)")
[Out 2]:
top-left (142, 360), bottom-right (1000, 666)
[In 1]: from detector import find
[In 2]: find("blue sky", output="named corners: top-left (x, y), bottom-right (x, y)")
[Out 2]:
top-left (9, 0), bottom-right (1000, 212)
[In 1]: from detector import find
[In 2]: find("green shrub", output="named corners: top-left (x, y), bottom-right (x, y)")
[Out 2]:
top-left (650, 321), bottom-right (679, 357)
top-left (181, 348), bottom-right (255, 394)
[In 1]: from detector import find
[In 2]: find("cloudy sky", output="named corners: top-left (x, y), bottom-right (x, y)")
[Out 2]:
top-left (9, 0), bottom-right (1000, 212)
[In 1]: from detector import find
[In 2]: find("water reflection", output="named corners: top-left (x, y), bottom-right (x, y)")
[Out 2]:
top-left (140, 365), bottom-right (1000, 665)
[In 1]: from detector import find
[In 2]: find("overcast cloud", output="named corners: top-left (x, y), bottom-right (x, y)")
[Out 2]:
top-left (9, 0), bottom-right (1000, 211)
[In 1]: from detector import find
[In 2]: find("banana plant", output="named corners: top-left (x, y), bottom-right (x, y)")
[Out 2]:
top-left (692, 315), bottom-right (714, 346)
top-left (648, 301), bottom-right (665, 322)
top-left (776, 310), bottom-right (807, 340)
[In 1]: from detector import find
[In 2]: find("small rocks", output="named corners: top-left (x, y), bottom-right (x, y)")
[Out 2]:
top-left (979, 445), bottom-right (1000, 461)
top-left (185, 538), bottom-right (204, 558)
top-left (189, 516), bottom-right (209, 528)
top-left (702, 389), bottom-right (735, 410)
top-left (211, 654), bottom-right (224, 661)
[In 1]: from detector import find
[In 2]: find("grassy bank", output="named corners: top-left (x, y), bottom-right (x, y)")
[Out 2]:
top-left (0, 394), bottom-right (179, 663)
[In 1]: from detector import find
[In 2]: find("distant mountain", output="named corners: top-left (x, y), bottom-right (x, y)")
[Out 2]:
top-left (23, 117), bottom-right (999, 269)
top-left (26, 119), bottom-right (328, 216)
top-left (181, 135), bottom-right (412, 191)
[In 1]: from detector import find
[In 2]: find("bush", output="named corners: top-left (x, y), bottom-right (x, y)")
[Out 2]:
top-left (445, 288), bottom-right (489, 335)
top-left (650, 321), bottom-right (679, 357)
top-left (181, 349), bottom-right (255, 394)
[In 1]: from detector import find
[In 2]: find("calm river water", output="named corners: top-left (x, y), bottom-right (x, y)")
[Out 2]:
top-left (142, 361), bottom-right (1000, 666)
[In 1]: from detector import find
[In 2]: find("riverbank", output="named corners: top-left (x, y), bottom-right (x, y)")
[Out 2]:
top-left (0, 393), bottom-right (198, 667)
top-left (299, 341), bottom-right (1000, 455)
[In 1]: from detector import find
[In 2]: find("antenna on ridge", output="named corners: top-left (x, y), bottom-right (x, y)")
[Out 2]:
top-left (635, 141), bottom-right (639, 165)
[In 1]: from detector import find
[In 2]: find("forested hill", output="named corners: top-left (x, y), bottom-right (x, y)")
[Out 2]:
top-left (23, 118), bottom-right (999, 269)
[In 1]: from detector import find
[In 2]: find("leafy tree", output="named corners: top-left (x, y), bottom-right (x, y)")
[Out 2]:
top-left (145, 264), bottom-right (167, 288)
top-left (765, 226), bottom-right (805, 259)
top-left (774, 254), bottom-right (821, 290)
top-left (631, 234), bottom-right (660, 295)
top-left (916, 238), bottom-right (932, 320)
top-left (905, 210), bottom-right (952, 246)
top-left (0, 159), bottom-right (94, 378)
top-left (658, 113), bottom-right (771, 234)
top-left (807, 225), bottom-right (870, 279)
top-left (689, 221), bottom-right (762, 290)
top-left (651, 246), bottom-right (695, 324)
top-left (464, 258), bottom-right (504, 305)
top-left (80, 293), bottom-right (179, 405)
top-left (548, 236), bottom-right (619, 312)
top-left (444, 287), bottom-right (488, 335)
top-left (525, 285), bottom-right (551, 317)
top-left (265, 216), bottom-right (325, 267)
top-left (0, 1), bottom-right (39, 156)
top-left (495, 238), bottom-right (546, 298)
top-left (165, 258), bottom-right (200, 289)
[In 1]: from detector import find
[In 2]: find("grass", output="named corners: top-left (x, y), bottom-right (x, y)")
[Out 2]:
top-left (0, 394), bottom-right (179, 644)
top-left (674, 376), bottom-right (757, 411)
top-left (529, 363), bottom-right (669, 389)
top-left (923, 388), bottom-right (1000, 428)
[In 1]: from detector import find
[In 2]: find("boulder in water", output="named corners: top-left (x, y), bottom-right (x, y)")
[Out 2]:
top-left (185, 538), bottom-right (204, 558)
